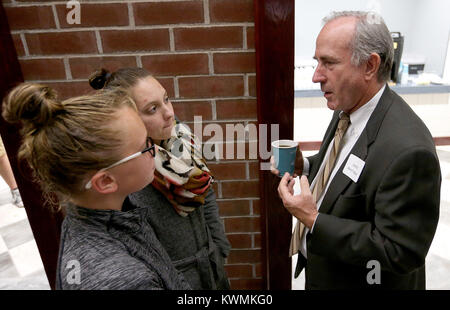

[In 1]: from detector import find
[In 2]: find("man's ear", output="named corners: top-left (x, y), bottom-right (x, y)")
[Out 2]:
top-left (364, 52), bottom-right (381, 81)
top-left (90, 172), bottom-right (118, 194)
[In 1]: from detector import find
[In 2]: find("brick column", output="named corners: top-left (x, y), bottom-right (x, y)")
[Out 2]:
top-left (5, 0), bottom-right (262, 289)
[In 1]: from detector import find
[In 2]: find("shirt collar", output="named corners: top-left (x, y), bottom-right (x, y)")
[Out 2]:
top-left (348, 84), bottom-right (386, 131)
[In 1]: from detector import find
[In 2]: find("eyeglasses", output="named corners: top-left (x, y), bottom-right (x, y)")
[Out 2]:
top-left (85, 137), bottom-right (156, 190)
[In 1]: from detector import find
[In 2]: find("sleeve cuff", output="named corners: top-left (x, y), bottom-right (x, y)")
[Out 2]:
top-left (310, 213), bottom-right (319, 233)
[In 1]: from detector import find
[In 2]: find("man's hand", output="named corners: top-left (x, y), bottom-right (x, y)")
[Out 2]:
top-left (277, 174), bottom-right (318, 229)
top-left (270, 142), bottom-right (304, 177)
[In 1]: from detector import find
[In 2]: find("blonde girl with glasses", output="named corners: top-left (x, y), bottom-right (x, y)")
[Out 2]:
top-left (89, 68), bottom-right (231, 290)
top-left (2, 83), bottom-right (190, 290)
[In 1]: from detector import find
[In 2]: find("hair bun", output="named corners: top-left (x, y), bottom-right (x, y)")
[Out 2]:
top-left (2, 83), bottom-right (64, 130)
top-left (89, 68), bottom-right (110, 90)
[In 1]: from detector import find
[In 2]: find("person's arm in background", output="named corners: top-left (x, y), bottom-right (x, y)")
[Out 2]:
top-left (203, 188), bottom-right (231, 257)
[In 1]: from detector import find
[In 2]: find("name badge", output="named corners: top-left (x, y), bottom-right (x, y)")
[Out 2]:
top-left (343, 154), bottom-right (365, 183)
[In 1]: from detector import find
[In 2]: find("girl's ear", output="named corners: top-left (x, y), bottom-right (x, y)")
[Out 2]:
top-left (90, 172), bottom-right (118, 194)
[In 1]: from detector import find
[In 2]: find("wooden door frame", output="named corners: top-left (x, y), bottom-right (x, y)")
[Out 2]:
top-left (254, 0), bottom-right (295, 289)
top-left (0, 2), bottom-right (63, 290)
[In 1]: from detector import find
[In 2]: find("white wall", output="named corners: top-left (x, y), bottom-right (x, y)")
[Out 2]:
top-left (406, 0), bottom-right (450, 75)
top-left (295, 0), bottom-right (450, 76)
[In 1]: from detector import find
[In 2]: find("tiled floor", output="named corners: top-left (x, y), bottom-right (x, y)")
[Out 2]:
top-left (0, 178), bottom-right (50, 290)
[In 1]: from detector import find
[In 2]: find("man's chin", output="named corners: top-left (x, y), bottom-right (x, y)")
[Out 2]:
top-left (326, 100), bottom-right (339, 111)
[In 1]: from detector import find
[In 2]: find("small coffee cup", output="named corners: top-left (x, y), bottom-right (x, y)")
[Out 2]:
top-left (272, 140), bottom-right (298, 177)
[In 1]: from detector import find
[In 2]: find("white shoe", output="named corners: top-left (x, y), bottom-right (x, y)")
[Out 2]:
top-left (11, 188), bottom-right (24, 208)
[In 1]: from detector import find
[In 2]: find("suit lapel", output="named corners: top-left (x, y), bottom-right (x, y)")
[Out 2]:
top-left (318, 85), bottom-right (394, 215)
top-left (318, 131), bottom-right (368, 215)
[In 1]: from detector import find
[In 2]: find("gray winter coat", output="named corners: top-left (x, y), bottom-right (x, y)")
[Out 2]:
top-left (128, 186), bottom-right (231, 289)
top-left (55, 201), bottom-right (191, 290)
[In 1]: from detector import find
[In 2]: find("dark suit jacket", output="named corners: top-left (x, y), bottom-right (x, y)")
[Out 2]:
top-left (295, 85), bottom-right (441, 289)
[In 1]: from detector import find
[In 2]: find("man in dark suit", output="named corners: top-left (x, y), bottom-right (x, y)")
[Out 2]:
top-left (274, 11), bottom-right (441, 289)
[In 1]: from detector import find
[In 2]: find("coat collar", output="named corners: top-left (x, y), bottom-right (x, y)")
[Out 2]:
top-left (65, 197), bottom-right (143, 233)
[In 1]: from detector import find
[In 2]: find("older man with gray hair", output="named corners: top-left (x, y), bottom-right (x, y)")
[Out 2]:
top-left (274, 11), bottom-right (441, 289)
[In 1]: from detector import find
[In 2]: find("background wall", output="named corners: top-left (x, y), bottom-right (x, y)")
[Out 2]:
top-left (4, 0), bottom-right (262, 289)
top-left (295, 0), bottom-right (450, 76)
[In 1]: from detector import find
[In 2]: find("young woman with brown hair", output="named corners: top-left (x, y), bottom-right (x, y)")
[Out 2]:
top-left (89, 68), bottom-right (231, 289)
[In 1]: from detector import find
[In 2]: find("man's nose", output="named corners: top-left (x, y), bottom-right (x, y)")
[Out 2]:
top-left (312, 66), bottom-right (326, 83)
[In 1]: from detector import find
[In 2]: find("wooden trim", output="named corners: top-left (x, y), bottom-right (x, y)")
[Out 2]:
top-left (434, 137), bottom-right (450, 146)
top-left (254, 0), bottom-right (295, 289)
top-left (298, 141), bottom-right (322, 151)
top-left (0, 2), bottom-right (63, 290)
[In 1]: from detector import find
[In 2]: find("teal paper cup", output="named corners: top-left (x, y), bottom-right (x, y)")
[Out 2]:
top-left (272, 140), bottom-right (298, 177)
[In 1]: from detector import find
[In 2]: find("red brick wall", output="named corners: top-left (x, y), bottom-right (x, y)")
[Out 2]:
top-left (4, 0), bottom-right (262, 289)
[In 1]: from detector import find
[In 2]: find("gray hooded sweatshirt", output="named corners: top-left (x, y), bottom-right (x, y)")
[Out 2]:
top-left (56, 199), bottom-right (191, 290)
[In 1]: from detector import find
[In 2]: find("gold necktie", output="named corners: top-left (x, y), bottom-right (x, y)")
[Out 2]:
top-left (289, 112), bottom-right (350, 257)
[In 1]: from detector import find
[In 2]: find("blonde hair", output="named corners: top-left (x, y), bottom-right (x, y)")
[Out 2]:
top-left (2, 83), bottom-right (137, 205)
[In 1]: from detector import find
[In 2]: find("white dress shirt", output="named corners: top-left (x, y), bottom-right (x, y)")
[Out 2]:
top-left (299, 84), bottom-right (386, 259)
